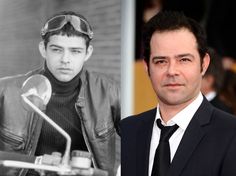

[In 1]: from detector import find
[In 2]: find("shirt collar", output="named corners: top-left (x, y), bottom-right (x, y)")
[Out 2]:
top-left (155, 93), bottom-right (203, 130)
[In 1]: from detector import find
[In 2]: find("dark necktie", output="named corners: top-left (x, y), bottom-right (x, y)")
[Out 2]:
top-left (151, 119), bottom-right (179, 176)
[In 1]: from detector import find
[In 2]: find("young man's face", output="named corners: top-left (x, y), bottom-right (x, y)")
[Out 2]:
top-left (146, 28), bottom-right (210, 108)
top-left (39, 35), bottom-right (93, 82)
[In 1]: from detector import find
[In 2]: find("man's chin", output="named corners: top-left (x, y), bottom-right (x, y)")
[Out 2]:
top-left (56, 75), bottom-right (73, 82)
top-left (159, 94), bottom-right (188, 106)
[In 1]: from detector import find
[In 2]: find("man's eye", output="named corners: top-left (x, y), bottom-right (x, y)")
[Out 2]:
top-left (180, 58), bottom-right (191, 62)
top-left (72, 50), bottom-right (81, 54)
top-left (52, 48), bottom-right (62, 52)
top-left (154, 59), bottom-right (167, 65)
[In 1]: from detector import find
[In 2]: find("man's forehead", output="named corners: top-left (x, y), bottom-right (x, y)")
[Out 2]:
top-left (48, 34), bottom-right (86, 48)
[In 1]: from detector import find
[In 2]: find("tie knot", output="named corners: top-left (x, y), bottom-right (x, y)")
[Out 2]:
top-left (156, 119), bottom-right (179, 141)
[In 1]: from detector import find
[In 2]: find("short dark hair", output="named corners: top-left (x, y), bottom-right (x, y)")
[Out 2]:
top-left (41, 11), bottom-right (92, 48)
top-left (142, 11), bottom-right (208, 65)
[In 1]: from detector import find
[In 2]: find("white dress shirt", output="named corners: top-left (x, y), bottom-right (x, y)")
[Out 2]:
top-left (148, 93), bottom-right (204, 176)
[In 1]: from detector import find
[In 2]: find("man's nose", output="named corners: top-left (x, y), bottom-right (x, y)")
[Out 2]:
top-left (166, 61), bottom-right (178, 76)
top-left (61, 51), bottom-right (70, 63)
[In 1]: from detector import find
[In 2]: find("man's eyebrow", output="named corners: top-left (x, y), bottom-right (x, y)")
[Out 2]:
top-left (152, 56), bottom-right (167, 60)
top-left (176, 53), bottom-right (194, 58)
top-left (48, 44), bottom-right (84, 50)
top-left (70, 47), bottom-right (84, 50)
top-left (151, 53), bottom-right (195, 61)
top-left (48, 44), bottom-right (63, 48)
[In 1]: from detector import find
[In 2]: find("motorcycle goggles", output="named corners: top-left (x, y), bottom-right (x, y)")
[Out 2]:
top-left (41, 14), bottom-right (93, 39)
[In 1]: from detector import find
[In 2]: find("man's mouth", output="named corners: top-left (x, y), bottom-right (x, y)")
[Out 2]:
top-left (165, 83), bottom-right (182, 86)
top-left (58, 68), bottom-right (72, 73)
top-left (164, 83), bottom-right (184, 88)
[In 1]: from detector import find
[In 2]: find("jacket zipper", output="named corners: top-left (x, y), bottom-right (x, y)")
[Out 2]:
top-left (75, 104), bottom-right (97, 168)
top-left (0, 129), bottom-right (24, 147)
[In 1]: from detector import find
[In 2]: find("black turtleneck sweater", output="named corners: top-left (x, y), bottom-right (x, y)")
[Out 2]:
top-left (35, 66), bottom-right (88, 156)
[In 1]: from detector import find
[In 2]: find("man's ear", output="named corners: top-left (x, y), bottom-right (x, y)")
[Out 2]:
top-left (143, 59), bottom-right (150, 76)
top-left (84, 45), bottom-right (93, 62)
top-left (201, 53), bottom-right (210, 76)
top-left (39, 41), bottom-right (46, 59)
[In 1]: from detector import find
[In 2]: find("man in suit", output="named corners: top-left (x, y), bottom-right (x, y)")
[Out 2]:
top-left (121, 11), bottom-right (236, 176)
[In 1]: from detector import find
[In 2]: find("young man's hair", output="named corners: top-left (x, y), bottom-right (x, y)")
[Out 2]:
top-left (142, 11), bottom-right (208, 66)
top-left (41, 11), bottom-right (92, 48)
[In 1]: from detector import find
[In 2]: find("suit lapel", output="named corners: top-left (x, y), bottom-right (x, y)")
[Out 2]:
top-left (167, 98), bottom-right (213, 176)
top-left (136, 108), bottom-right (156, 176)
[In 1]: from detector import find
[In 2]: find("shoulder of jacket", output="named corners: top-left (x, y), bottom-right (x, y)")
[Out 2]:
top-left (122, 108), bottom-right (156, 125)
top-left (0, 67), bottom-right (43, 89)
top-left (212, 107), bottom-right (236, 124)
top-left (82, 68), bottom-right (119, 87)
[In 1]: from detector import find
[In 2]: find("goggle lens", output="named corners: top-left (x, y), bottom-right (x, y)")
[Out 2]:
top-left (41, 15), bottom-right (93, 39)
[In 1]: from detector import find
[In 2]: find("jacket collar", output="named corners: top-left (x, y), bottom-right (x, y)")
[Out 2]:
top-left (167, 97), bottom-right (214, 176)
top-left (28, 65), bottom-right (88, 108)
top-left (136, 108), bottom-right (157, 176)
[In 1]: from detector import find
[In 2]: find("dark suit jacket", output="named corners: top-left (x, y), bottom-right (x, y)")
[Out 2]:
top-left (210, 95), bottom-right (233, 114)
top-left (121, 98), bottom-right (236, 176)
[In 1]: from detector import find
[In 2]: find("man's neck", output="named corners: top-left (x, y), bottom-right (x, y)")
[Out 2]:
top-left (158, 95), bottom-right (199, 123)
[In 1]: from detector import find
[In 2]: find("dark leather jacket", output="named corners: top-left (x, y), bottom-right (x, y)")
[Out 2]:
top-left (0, 67), bottom-right (120, 176)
